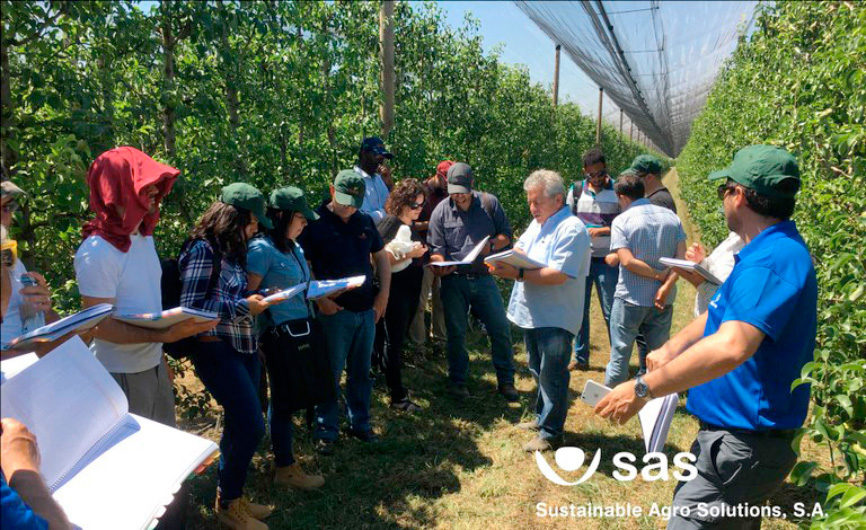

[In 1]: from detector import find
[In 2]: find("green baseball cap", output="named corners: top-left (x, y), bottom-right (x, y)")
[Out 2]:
top-left (333, 169), bottom-right (366, 208)
top-left (629, 154), bottom-right (663, 175)
top-left (269, 186), bottom-right (319, 221)
top-left (220, 182), bottom-right (273, 229)
top-left (708, 145), bottom-right (800, 198)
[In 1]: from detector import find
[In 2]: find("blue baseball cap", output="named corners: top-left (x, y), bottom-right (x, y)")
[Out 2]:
top-left (360, 136), bottom-right (393, 159)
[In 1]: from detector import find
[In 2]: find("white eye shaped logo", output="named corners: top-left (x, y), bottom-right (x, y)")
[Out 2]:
top-left (535, 447), bottom-right (602, 486)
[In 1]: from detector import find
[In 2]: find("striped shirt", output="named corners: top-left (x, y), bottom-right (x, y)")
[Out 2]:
top-left (610, 198), bottom-right (686, 307)
top-left (179, 239), bottom-right (255, 354)
top-left (566, 179), bottom-right (621, 257)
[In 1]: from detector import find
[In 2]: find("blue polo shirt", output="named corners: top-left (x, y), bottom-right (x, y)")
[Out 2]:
top-left (687, 221), bottom-right (817, 430)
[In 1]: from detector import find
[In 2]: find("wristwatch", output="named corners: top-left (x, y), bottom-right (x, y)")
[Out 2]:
top-left (634, 375), bottom-right (654, 400)
top-left (517, 268), bottom-right (525, 282)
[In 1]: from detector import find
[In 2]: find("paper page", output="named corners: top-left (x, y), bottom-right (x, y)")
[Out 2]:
top-left (262, 284), bottom-right (307, 305)
top-left (659, 257), bottom-right (722, 284)
top-left (483, 250), bottom-right (547, 270)
top-left (114, 307), bottom-right (218, 330)
top-left (307, 275), bottom-right (366, 300)
top-left (53, 414), bottom-right (218, 530)
top-left (638, 393), bottom-right (679, 453)
top-left (0, 336), bottom-right (128, 490)
top-left (429, 236), bottom-right (491, 267)
top-left (3, 303), bottom-right (113, 350)
top-left (0, 352), bottom-right (39, 384)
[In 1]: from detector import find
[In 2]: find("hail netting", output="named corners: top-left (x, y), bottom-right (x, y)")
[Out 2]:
top-left (514, 1), bottom-right (758, 157)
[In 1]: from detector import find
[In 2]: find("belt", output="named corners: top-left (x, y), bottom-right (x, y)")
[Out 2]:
top-left (699, 420), bottom-right (797, 439)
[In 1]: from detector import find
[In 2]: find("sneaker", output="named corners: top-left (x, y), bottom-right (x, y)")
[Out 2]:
top-left (448, 383), bottom-right (470, 399)
top-left (214, 496), bottom-right (269, 530)
top-left (498, 383), bottom-right (519, 402)
top-left (523, 436), bottom-right (560, 452)
top-left (516, 418), bottom-right (539, 431)
top-left (274, 463), bottom-right (325, 490)
top-left (314, 438), bottom-right (336, 456)
top-left (347, 428), bottom-right (379, 443)
top-left (390, 396), bottom-right (422, 412)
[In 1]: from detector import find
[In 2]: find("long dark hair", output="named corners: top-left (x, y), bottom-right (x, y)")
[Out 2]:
top-left (265, 207), bottom-right (297, 253)
top-left (190, 201), bottom-right (252, 265)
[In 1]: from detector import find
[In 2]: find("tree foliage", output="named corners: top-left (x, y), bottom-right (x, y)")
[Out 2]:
top-left (677, 2), bottom-right (866, 527)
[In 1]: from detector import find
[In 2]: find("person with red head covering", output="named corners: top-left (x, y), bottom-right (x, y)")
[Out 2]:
top-left (74, 147), bottom-right (216, 426)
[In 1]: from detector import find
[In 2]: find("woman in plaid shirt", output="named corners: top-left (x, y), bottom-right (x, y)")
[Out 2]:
top-left (178, 183), bottom-right (277, 530)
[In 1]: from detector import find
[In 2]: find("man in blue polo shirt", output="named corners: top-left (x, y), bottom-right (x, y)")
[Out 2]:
top-left (595, 145), bottom-right (816, 529)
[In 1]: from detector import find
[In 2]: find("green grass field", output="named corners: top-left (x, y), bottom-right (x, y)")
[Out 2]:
top-left (178, 169), bottom-right (828, 529)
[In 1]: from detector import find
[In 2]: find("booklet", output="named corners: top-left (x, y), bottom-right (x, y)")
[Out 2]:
top-left (113, 306), bottom-right (219, 330)
top-left (484, 249), bottom-right (547, 270)
top-left (1, 303), bottom-right (114, 351)
top-left (307, 275), bottom-right (366, 300)
top-left (428, 236), bottom-right (490, 267)
top-left (638, 393), bottom-right (680, 454)
top-left (261, 284), bottom-right (307, 305)
top-left (0, 337), bottom-right (219, 530)
top-left (659, 257), bottom-right (723, 285)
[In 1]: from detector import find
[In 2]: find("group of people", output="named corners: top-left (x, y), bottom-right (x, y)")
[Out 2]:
top-left (0, 135), bottom-right (817, 530)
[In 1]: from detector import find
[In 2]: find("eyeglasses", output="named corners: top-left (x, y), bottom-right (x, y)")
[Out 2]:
top-left (409, 201), bottom-right (425, 210)
top-left (586, 169), bottom-right (608, 180)
top-left (1, 200), bottom-right (19, 214)
top-left (716, 183), bottom-right (737, 200)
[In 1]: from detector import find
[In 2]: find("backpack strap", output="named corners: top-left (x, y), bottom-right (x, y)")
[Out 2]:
top-left (480, 192), bottom-right (496, 225)
top-left (570, 181), bottom-right (584, 215)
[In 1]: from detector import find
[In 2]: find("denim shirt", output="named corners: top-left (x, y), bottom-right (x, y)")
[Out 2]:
top-left (247, 235), bottom-right (311, 325)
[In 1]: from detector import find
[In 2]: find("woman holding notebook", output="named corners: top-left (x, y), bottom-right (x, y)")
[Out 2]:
top-left (178, 183), bottom-right (277, 530)
top-left (246, 186), bottom-right (327, 491)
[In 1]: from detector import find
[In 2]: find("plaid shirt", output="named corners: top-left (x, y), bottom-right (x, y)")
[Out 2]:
top-left (179, 239), bottom-right (255, 354)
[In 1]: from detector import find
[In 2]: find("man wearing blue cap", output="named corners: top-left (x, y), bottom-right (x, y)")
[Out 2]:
top-left (595, 145), bottom-right (817, 529)
top-left (354, 137), bottom-right (393, 223)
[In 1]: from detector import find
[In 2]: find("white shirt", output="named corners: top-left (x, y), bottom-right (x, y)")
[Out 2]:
top-left (74, 234), bottom-right (163, 373)
top-left (353, 165), bottom-right (390, 223)
top-left (507, 207), bottom-right (591, 336)
top-left (694, 232), bottom-right (746, 316)
top-left (0, 259), bottom-right (33, 342)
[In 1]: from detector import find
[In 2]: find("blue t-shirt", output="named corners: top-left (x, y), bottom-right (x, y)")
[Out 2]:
top-left (247, 236), bottom-right (311, 325)
top-left (1, 473), bottom-right (49, 530)
top-left (687, 221), bottom-right (817, 430)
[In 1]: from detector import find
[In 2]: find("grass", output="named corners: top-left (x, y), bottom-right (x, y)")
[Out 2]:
top-left (176, 169), bottom-right (828, 529)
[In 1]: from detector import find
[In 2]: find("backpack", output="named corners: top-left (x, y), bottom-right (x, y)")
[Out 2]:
top-left (160, 238), bottom-right (223, 360)
top-left (570, 181), bottom-right (584, 215)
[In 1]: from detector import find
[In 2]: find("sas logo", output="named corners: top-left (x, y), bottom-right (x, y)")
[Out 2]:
top-left (535, 447), bottom-right (698, 485)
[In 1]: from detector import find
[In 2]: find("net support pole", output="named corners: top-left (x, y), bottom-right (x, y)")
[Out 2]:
top-left (553, 44), bottom-right (561, 108)
top-left (596, 87), bottom-right (603, 145)
top-left (630, 121), bottom-right (634, 141)
top-left (619, 109), bottom-right (623, 134)
top-left (379, 0), bottom-right (395, 138)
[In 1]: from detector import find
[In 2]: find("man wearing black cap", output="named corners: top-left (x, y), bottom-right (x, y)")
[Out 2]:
top-left (427, 162), bottom-right (517, 401)
top-left (354, 137), bottom-right (393, 223)
top-left (596, 145), bottom-right (816, 529)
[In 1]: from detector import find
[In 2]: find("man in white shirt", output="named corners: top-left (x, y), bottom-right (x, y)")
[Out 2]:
top-left (353, 136), bottom-right (392, 223)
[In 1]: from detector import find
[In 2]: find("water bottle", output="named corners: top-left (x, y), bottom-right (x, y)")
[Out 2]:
top-left (20, 274), bottom-right (46, 333)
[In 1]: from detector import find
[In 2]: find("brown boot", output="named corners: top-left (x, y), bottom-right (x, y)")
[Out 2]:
top-left (214, 495), bottom-right (269, 530)
top-left (274, 462), bottom-right (325, 491)
top-left (239, 497), bottom-right (274, 520)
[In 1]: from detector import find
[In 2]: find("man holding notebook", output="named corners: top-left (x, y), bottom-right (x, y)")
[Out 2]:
top-left (596, 146), bottom-right (816, 530)
top-left (74, 147), bottom-right (216, 427)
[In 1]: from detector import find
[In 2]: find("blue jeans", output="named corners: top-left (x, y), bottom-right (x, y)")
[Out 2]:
top-left (315, 309), bottom-right (375, 441)
top-left (574, 258), bottom-right (619, 364)
top-left (525, 327), bottom-right (574, 440)
top-left (190, 340), bottom-right (265, 501)
top-left (605, 298), bottom-right (673, 387)
top-left (440, 274), bottom-right (515, 386)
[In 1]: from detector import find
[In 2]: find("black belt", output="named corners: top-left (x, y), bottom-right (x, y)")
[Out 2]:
top-left (699, 420), bottom-right (796, 439)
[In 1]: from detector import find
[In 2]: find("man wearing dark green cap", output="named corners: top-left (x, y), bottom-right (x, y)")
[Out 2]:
top-left (631, 154), bottom-right (677, 214)
top-left (299, 170), bottom-right (391, 453)
top-left (595, 145), bottom-right (817, 529)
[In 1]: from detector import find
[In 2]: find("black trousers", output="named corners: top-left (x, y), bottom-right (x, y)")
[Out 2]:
top-left (374, 265), bottom-right (423, 402)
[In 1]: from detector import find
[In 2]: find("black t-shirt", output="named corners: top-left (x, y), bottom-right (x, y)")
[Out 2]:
top-left (299, 202), bottom-right (384, 312)
top-left (647, 187), bottom-right (677, 214)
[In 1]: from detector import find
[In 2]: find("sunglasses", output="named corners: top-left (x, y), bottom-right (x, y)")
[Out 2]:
top-left (2, 200), bottom-right (19, 214)
top-left (586, 169), bottom-right (608, 180)
top-left (409, 201), bottom-right (425, 210)
top-left (716, 183), bottom-right (738, 200)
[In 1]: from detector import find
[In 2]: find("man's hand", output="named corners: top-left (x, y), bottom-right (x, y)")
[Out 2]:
top-left (316, 297), bottom-right (343, 316)
top-left (604, 252), bottom-right (620, 267)
top-left (490, 261), bottom-right (519, 280)
top-left (646, 347), bottom-right (678, 372)
top-left (654, 282), bottom-right (673, 311)
top-left (685, 242), bottom-right (706, 264)
top-left (587, 227), bottom-right (605, 238)
top-left (20, 272), bottom-right (52, 316)
top-left (1, 418), bottom-right (41, 479)
top-left (159, 318), bottom-right (219, 343)
top-left (373, 291), bottom-right (388, 323)
top-left (594, 381), bottom-right (646, 424)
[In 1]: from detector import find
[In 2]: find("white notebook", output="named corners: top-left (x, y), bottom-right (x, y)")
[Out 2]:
top-left (638, 393), bottom-right (680, 454)
top-left (428, 236), bottom-right (490, 267)
top-left (262, 275), bottom-right (366, 304)
top-left (483, 249), bottom-right (547, 270)
top-left (659, 257), bottom-right (723, 285)
top-left (0, 337), bottom-right (218, 530)
top-left (1, 303), bottom-right (114, 351)
top-left (113, 306), bottom-right (219, 330)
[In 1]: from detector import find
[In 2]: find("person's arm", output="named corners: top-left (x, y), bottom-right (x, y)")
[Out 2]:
top-left (616, 247), bottom-right (667, 281)
top-left (644, 311), bottom-right (708, 370)
top-left (653, 240), bottom-right (687, 310)
top-left (587, 226), bottom-right (611, 238)
top-left (491, 263), bottom-right (569, 285)
top-left (81, 295), bottom-right (218, 345)
top-left (1, 418), bottom-right (72, 530)
top-left (489, 196), bottom-right (513, 251)
top-left (372, 249), bottom-right (391, 323)
top-left (426, 208), bottom-right (455, 276)
top-left (179, 241), bottom-right (257, 319)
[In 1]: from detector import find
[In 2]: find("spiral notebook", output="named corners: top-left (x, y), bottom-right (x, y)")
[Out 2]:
top-left (0, 337), bottom-right (218, 530)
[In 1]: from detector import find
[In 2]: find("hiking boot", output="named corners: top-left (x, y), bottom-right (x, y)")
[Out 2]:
top-left (347, 428), bottom-right (379, 443)
top-left (239, 498), bottom-right (273, 520)
top-left (214, 496), bottom-right (269, 530)
top-left (314, 438), bottom-right (335, 456)
top-left (498, 383), bottom-right (519, 402)
top-left (568, 360), bottom-right (590, 371)
top-left (448, 383), bottom-right (470, 399)
top-left (523, 436), bottom-right (559, 452)
top-left (516, 418), bottom-right (540, 431)
top-left (274, 463), bottom-right (325, 490)
top-left (390, 396), bottom-right (422, 413)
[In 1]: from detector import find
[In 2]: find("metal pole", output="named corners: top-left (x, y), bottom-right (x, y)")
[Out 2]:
top-left (553, 44), bottom-right (561, 108)
top-left (379, 0), bottom-right (395, 138)
top-left (596, 87), bottom-right (603, 145)
top-left (629, 121), bottom-right (633, 142)
top-left (619, 109), bottom-right (623, 134)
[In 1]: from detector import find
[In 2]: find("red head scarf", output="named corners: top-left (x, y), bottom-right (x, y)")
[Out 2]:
top-left (82, 147), bottom-right (179, 252)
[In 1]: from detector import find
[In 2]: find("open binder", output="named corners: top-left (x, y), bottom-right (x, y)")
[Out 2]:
top-left (0, 337), bottom-right (218, 529)
top-left (1, 303), bottom-right (114, 351)
top-left (638, 393), bottom-right (680, 453)
top-left (113, 306), bottom-right (219, 329)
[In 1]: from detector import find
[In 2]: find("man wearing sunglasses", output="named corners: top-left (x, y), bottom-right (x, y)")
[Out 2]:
top-left (565, 148), bottom-right (621, 372)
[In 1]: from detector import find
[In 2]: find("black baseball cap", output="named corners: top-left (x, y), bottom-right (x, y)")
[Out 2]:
top-left (360, 136), bottom-right (393, 159)
top-left (447, 162), bottom-right (474, 194)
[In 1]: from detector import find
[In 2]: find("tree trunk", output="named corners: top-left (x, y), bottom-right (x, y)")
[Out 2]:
top-left (379, 0), bottom-right (395, 138)
top-left (161, 10), bottom-right (177, 159)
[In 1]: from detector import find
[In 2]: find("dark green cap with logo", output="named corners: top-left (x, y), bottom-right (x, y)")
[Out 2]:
top-left (220, 182), bottom-right (273, 229)
top-left (629, 154), bottom-right (663, 175)
top-left (269, 186), bottom-right (319, 221)
top-left (708, 145), bottom-right (800, 198)
top-left (333, 169), bottom-right (366, 208)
